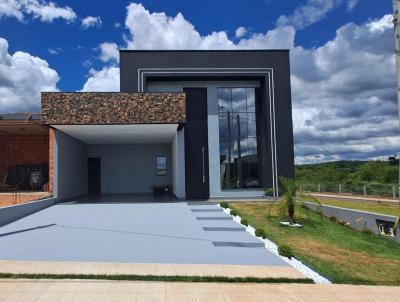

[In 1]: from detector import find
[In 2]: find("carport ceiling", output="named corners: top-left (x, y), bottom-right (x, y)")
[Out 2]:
top-left (53, 124), bottom-right (179, 144)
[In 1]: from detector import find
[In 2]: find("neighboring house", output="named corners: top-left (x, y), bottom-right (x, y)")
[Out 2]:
top-left (1, 50), bottom-right (294, 200)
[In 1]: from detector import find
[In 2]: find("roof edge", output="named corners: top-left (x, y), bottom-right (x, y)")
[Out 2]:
top-left (119, 49), bottom-right (290, 53)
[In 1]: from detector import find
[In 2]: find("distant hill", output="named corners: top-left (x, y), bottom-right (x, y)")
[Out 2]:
top-left (295, 160), bottom-right (398, 184)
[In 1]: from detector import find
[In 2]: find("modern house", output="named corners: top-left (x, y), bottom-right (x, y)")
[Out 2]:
top-left (0, 50), bottom-right (294, 201)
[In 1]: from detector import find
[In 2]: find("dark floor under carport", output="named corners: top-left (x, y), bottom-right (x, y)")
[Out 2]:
top-left (61, 193), bottom-right (178, 204)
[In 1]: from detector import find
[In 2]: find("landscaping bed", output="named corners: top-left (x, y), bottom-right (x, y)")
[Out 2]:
top-left (228, 201), bottom-right (400, 285)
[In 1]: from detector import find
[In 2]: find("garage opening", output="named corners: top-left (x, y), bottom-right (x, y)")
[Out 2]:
top-left (52, 124), bottom-right (185, 202)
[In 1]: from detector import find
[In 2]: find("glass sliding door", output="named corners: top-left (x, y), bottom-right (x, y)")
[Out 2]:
top-left (218, 88), bottom-right (260, 190)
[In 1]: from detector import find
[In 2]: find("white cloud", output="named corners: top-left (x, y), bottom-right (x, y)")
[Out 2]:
top-left (291, 14), bottom-right (399, 163)
top-left (114, 21), bottom-right (121, 28)
top-left (276, 0), bottom-right (362, 30)
top-left (99, 42), bottom-right (119, 63)
top-left (81, 15), bottom-right (102, 29)
top-left (0, 37), bottom-right (59, 112)
top-left (367, 14), bottom-right (392, 32)
top-left (235, 26), bottom-right (247, 38)
top-left (0, 0), bottom-right (76, 23)
top-left (84, 4), bottom-right (398, 163)
top-left (346, 0), bottom-right (359, 11)
top-left (124, 3), bottom-right (235, 50)
top-left (0, 0), bottom-right (23, 20)
top-left (277, 0), bottom-right (341, 30)
top-left (81, 67), bottom-right (120, 92)
top-left (47, 46), bottom-right (62, 55)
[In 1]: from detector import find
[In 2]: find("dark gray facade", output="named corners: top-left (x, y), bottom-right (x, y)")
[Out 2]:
top-left (120, 50), bottom-right (294, 197)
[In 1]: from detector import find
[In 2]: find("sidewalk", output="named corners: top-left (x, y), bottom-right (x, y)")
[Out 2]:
top-left (0, 260), bottom-right (305, 280)
top-left (0, 280), bottom-right (398, 302)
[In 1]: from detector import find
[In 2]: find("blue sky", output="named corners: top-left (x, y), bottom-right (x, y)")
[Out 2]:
top-left (0, 0), bottom-right (398, 163)
top-left (0, 0), bottom-right (391, 91)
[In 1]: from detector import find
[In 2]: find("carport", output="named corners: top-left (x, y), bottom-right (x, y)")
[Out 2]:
top-left (41, 92), bottom-right (186, 201)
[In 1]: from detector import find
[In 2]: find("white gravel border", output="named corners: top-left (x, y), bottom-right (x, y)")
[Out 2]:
top-left (220, 205), bottom-right (331, 284)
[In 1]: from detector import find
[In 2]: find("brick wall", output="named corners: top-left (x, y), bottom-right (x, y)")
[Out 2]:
top-left (0, 133), bottom-right (49, 189)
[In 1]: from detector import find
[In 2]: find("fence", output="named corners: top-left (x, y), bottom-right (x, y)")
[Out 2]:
top-left (298, 182), bottom-right (399, 198)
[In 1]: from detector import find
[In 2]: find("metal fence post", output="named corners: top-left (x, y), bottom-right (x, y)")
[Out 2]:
top-left (317, 183), bottom-right (321, 192)
top-left (393, 186), bottom-right (396, 199)
top-left (363, 185), bottom-right (367, 196)
top-left (339, 183), bottom-right (342, 194)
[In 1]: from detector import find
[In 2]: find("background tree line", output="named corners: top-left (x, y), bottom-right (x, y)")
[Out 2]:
top-left (295, 158), bottom-right (399, 185)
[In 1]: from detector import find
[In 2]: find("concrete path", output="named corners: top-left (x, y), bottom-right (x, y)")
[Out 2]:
top-left (0, 201), bottom-right (287, 266)
top-left (0, 280), bottom-right (398, 301)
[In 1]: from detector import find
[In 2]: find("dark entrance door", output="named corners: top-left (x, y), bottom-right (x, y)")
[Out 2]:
top-left (184, 88), bottom-right (209, 200)
top-left (88, 158), bottom-right (101, 195)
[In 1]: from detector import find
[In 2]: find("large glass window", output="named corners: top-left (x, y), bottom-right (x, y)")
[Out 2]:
top-left (218, 88), bottom-right (259, 190)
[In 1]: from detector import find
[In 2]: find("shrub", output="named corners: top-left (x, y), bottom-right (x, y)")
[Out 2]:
top-left (329, 216), bottom-right (337, 222)
top-left (241, 218), bottom-right (249, 226)
top-left (255, 228), bottom-right (267, 239)
top-left (230, 209), bottom-right (237, 216)
top-left (278, 244), bottom-right (293, 259)
top-left (220, 201), bottom-right (229, 209)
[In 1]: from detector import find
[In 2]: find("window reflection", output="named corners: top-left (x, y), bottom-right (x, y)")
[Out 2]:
top-left (218, 88), bottom-right (259, 190)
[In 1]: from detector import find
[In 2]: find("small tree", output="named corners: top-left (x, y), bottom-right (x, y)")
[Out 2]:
top-left (278, 176), bottom-right (297, 224)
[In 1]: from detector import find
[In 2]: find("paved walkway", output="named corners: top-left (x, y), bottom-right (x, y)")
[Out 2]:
top-left (0, 280), bottom-right (398, 301)
top-left (0, 201), bottom-right (287, 266)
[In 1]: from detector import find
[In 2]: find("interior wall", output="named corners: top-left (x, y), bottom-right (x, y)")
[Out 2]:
top-left (54, 129), bottom-right (88, 200)
top-left (171, 129), bottom-right (185, 199)
top-left (87, 144), bottom-right (172, 194)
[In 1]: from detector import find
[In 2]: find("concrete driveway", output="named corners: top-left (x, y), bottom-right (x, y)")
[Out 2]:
top-left (0, 200), bottom-right (287, 266)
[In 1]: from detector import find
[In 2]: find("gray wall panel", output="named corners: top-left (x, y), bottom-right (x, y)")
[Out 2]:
top-left (87, 144), bottom-right (172, 194)
top-left (54, 130), bottom-right (88, 200)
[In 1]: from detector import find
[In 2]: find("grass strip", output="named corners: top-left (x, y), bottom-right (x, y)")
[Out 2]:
top-left (0, 273), bottom-right (313, 284)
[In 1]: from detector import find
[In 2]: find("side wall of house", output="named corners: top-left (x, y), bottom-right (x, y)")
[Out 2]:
top-left (54, 129), bottom-right (87, 200)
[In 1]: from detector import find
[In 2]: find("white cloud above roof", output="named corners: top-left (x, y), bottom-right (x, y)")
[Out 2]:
top-left (81, 15), bottom-right (102, 29)
top-left (0, 0), bottom-right (76, 23)
top-left (235, 26), bottom-right (247, 38)
top-left (0, 37), bottom-right (59, 112)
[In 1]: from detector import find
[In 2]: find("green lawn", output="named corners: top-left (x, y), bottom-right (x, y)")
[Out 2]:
top-left (228, 201), bottom-right (400, 285)
top-left (310, 198), bottom-right (400, 217)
